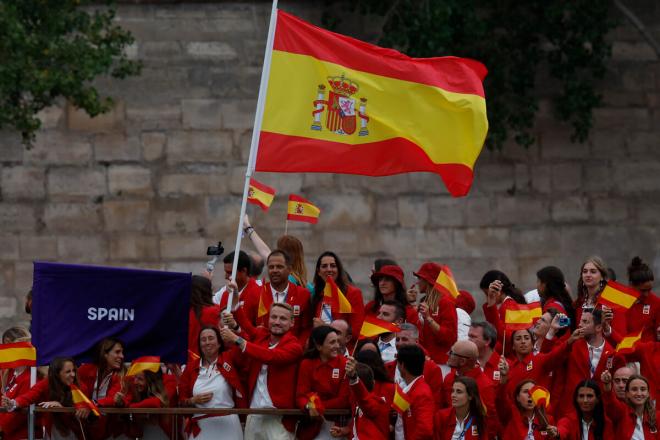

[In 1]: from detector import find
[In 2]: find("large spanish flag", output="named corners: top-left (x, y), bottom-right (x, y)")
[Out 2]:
top-left (597, 280), bottom-right (640, 310)
top-left (287, 194), bottom-right (321, 223)
top-left (255, 10), bottom-right (488, 197)
top-left (504, 302), bottom-right (542, 331)
top-left (323, 276), bottom-right (352, 315)
top-left (0, 342), bottom-right (36, 369)
top-left (247, 178), bottom-right (276, 211)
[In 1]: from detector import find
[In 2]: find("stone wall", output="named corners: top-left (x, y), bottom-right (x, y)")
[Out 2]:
top-left (1, 1), bottom-right (659, 329)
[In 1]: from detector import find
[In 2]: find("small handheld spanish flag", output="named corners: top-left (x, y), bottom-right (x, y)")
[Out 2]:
top-left (287, 194), bottom-right (320, 224)
top-left (247, 178), bottom-right (276, 211)
top-left (358, 316), bottom-right (401, 339)
top-left (597, 280), bottom-right (640, 310)
top-left (126, 356), bottom-right (161, 377)
top-left (70, 384), bottom-right (100, 417)
top-left (615, 331), bottom-right (643, 355)
top-left (257, 286), bottom-right (271, 319)
top-left (0, 342), bottom-right (36, 369)
top-left (434, 265), bottom-right (460, 301)
top-left (323, 276), bottom-right (352, 315)
top-left (392, 383), bottom-right (411, 414)
top-left (528, 385), bottom-right (550, 409)
top-left (504, 302), bottom-right (542, 331)
top-left (306, 392), bottom-right (325, 416)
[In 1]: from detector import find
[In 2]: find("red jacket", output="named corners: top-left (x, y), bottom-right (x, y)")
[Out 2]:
top-left (76, 364), bottom-right (124, 407)
top-left (603, 388), bottom-right (659, 439)
top-left (0, 368), bottom-right (32, 440)
top-left (555, 338), bottom-right (615, 418)
top-left (14, 378), bottom-right (84, 440)
top-left (384, 357), bottom-right (443, 410)
top-left (419, 294), bottom-right (458, 364)
top-left (478, 351), bottom-right (503, 385)
top-left (296, 355), bottom-right (350, 410)
top-left (242, 281), bottom-right (312, 343)
top-left (504, 340), bottom-right (569, 396)
top-left (624, 341), bottom-right (659, 399)
top-left (398, 376), bottom-right (434, 440)
top-left (434, 407), bottom-right (485, 440)
top-left (496, 383), bottom-right (556, 440)
top-left (624, 292), bottom-right (660, 343)
top-left (313, 284), bottom-right (365, 337)
top-left (439, 367), bottom-right (497, 439)
top-left (215, 277), bottom-right (261, 310)
top-left (347, 378), bottom-right (390, 440)
top-left (178, 347), bottom-right (248, 409)
top-left (556, 412), bottom-right (615, 440)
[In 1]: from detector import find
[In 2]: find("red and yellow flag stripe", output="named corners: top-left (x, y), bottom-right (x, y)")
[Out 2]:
top-left (529, 385), bottom-right (550, 409)
top-left (504, 302), bottom-right (542, 331)
top-left (287, 194), bottom-right (320, 224)
top-left (597, 280), bottom-right (640, 310)
top-left (247, 178), bottom-right (276, 211)
top-left (256, 10), bottom-right (488, 197)
top-left (0, 342), bottom-right (36, 369)
top-left (323, 276), bottom-right (352, 314)
top-left (358, 316), bottom-right (401, 339)
top-left (71, 384), bottom-right (100, 417)
top-left (615, 331), bottom-right (643, 354)
top-left (434, 266), bottom-right (460, 301)
top-left (392, 383), bottom-right (411, 414)
top-left (126, 356), bottom-right (161, 377)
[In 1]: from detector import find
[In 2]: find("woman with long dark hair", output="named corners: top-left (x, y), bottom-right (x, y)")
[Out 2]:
top-left (601, 371), bottom-right (657, 439)
top-left (480, 270), bottom-right (526, 350)
top-left (537, 266), bottom-right (577, 330)
top-left (296, 326), bottom-right (349, 440)
top-left (311, 251), bottom-right (365, 334)
top-left (557, 379), bottom-right (613, 440)
top-left (2, 357), bottom-right (88, 440)
top-left (354, 347), bottom-right (394, 406)
top-left (364, 265), bottom-right (419, 327)
top-left (188, 275), bottom-right (223, 362)
top-left (179, 326), bottom-right (245, 440)
top-left (434, 376), bottom-right (487, 439)
top-left (624, 257), bottom-right (658, 342)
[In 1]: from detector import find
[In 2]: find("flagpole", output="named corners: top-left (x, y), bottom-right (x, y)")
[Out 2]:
top-left (226, 0), bottom-right (279, 313)
top-left (284, 219), bottom-right (288, 236)
top-left (28, 366), bottom-right (36, 440)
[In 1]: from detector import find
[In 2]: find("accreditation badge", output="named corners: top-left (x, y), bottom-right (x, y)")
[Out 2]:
top-left (643, 304), bottom-right (650, 315)
top-left (293, 305), bottom-right (300, 316)
top-left (471, 426), bottom-right (479, 436)
top-left (223, 362), bottom-right (231, 372)
top-left (606, 357), bottom-right (613, 369)
top-left (493, 371), bottom-right (501, 381)
top-left (526, 361), bottom-right (533, 371)
top-left (332, 368), bottom-right (340, 379)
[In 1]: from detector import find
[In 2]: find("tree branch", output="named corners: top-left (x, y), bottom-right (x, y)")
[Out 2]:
top-left (614, 0), bottom-right (660, 58)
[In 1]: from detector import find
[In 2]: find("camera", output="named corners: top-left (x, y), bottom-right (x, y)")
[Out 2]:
top-left (558, 315), bottom-right (571, 327)
top-left (207, 242), bottom-right (224, 256)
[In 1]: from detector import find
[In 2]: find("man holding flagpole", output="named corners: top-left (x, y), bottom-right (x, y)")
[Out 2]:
top-left (392, 345), bottom-right (434, 440)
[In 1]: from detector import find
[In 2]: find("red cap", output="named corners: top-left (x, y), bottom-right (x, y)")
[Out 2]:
top-left (413, 262), bottom-right (442, 286)
top-left (456, 290), bottom-right (476, 314)
top-left (370, 265), bottom-right (405, 291)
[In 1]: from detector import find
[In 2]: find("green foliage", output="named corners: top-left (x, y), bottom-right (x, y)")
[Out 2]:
top-left (0, 0), bottom-right (141, 145)
top-left (323, 0), bottom-right (615, 149)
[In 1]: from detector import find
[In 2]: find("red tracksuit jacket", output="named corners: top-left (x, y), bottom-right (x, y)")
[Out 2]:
top-left (398, 376), bottom-right (434, 440)
top-left (556, 412), bottom-right (615, 440)
top-left (603, 388), bottom-right (659, 439)
top-left (419, 294), bottom-right (458, 364)
top-left (385, 357), bottom-right (443, 410)
top-left (347, 378), bottom-right (390, 440)
top-left (0, 368), bottom-right (32, 440)
top-left (312, 284), bottom-right (365, 337)
top-left (434, 407), bottom-right (485, 440)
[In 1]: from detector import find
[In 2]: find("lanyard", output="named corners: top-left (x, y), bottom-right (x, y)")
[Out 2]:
top-left (458, 416), bottom-right (474, 440)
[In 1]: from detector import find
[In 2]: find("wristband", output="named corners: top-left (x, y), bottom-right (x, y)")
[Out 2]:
top-left (235, 336), bottom-right (245, 347)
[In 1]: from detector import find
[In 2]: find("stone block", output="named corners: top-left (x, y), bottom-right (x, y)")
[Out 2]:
top-left (13, 262), bottom-right (33, 294)
top-left (0, 297), bottom-right (17, 319)
top-left (511, 227), bottom-right (563, 258)
top-left (551, 163), bottom-right (582, 192)
top-left (473, 163), bottom-right (515, 193)
top-left (159, 172), bottom-right (228, 196)
top-left (614, 162), bottom-right (660, 192)
top-left (465, 197), bottom-right (494, 226)
top-left (583, 161), bottom-right (613, 192)
top-left (167, 131), bottom-right (234, 164)
top-left (1, 166), bottom-right (46, 199)
top-left (452, 228), bottom-right (511, 258)
top-left (182, 99), bottom-right (223, 129)
top-left (415, 228), bottom-right (454, 259)
top-left (593, 108), bottom-right (651, 131)
top-left (19, 235), bottom-right (58, 260)
top-left (530, 164), bottom-right (551, 194)
top-left (109, 235), bottom-right (159, 261)
top-left (108, 165), bottom-right (153, 196)
top-left (0, 204), bottom-right (37, 232)
top-left (592, 198), bottom-right (628, 223)
top-left (186, 42), bottom-right (238, 60)
top-left (428, 196), bottom-right (464, 227)
top-left (551, 196), bottom-right (590, 222)
top-left (103, 200), bottom-right (151, 231)
top-left (317, 194), bottom-right (373, 227)
top-left (621, 67), bottom-right (656, 92)
top-left (127, 104), bottom-right (182, 131)
top-left (626, 131), bottom-right (658, 155)
top-left (319, 230), bottom-right (361, 256)
top-left (589, 131), bottom-right (627, 157)
top-left (48, 168), bottom-right (106, 198)
top-left (611, 41), bottom-right (657, 61)
top-left (160, 236), bottom-right (207, 259)
top-left (0, 236), bottom-right (19, 261)
top-left (44, 203), bottom-right (102, 232)
top-left (57, 236), bottom-right (107, 263)
top-left (636, 199), bottom-right (660, 224)
top-left (514, 164), bottom-right (530, 192)
top-left (206, 195), bottom-right (243, 234)
top-left (155, 199), bottom-right (206, 234)
top-left (94, 134), bottom-right (141, 162)
top-left (141, 132), bottom-right (167, 161)
top-left (142, 41), bottom-right (183, 60)
top-left (0, 264), bottom-right (14, 291)
top-left (302, 173), bottom-right (336, 189)
top-left (0, 132), bottom-right (24, 163)
top-left (495, 196), bottom-right (550, 225)
top-left (396, 196), bottom-right (428, 228)
top-left (26, 132), bottom-right (92, 165)
top-left (375, 200), bottom-right (398, 226)
top-left (540, 129), bottom-right (589, 160)
top-left (37, 105), bottom-right (64, 129)
top-left (220, 100), bottom-right (256, 130)
top-left (67, 100), bottom-right (125, 132)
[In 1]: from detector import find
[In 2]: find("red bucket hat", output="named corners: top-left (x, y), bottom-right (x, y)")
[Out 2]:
top-left (413, 262), bottom-right (442, 286)
top-left (370, 265), bottom-right (406, 291)
top-left (456, 290), bottom-right (476, 314)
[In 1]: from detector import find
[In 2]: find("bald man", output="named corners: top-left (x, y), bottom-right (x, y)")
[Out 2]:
top-left (330, 319), bottom-right (352, 356)
top-left (440, 340), bottom-right (498, 438)
top-left (613, 365), bottom-right (636, 401)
